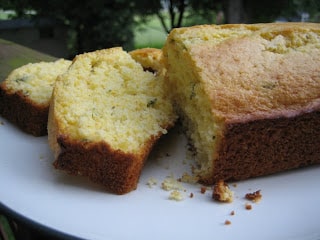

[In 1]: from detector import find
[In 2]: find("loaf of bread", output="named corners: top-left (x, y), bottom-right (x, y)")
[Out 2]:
top-left (163, 23), bottom-right (320, 185)
top-left (0, 59), bottom-right (71, 136)
top-left (48, 47), bottom-right (177, 194)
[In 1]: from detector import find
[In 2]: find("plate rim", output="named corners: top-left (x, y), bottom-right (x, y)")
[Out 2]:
top-left (0, 202), bottom-right (81, 240)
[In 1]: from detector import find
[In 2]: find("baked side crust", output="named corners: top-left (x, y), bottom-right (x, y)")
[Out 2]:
top-left (48, 103), bottom-right (173, 194)
top-left (0, 85), bottom-right (48, 136)
top-left (48, 48), bottom-right (176, 194)
top-left (200, 109), bottom-right (320, 185)
top-left (53, 135), bottom-right (156, 194)
top-left (49, 105), bottom-right (172, 194)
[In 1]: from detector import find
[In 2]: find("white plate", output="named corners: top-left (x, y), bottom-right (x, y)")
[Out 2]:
top-left (1, 115), bottom-right (320, 240)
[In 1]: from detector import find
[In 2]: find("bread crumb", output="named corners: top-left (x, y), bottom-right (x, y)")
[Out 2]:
top-left (200, 186), bottom-right (207, 194)
top-left (245, 203), bottom-right (252, 210)
top-left (230, 210), bottom-right (235, 216)
top-left (212, 180), bottom-right (234, 203)
top-left (146, 177), bottom-right (158, 188)
top-left (245, 190), bottom-right (262, 202)
top-left (189, 192), bottom-right (194, 198)
top-left (224, 220), bottom-right (232, 225)
top-left (179, 172), bottom-right (199, 184)
top-left (169, 190), bottom-right (184, 201)
top-left (161, 175), bottom-right (185, 191)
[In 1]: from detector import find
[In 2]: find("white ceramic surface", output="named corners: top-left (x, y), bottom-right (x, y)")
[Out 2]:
top-left (1, 116), bottom-right (320, 240)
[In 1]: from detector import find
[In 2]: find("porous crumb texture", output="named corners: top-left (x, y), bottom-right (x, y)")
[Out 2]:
top-left (163, 23), bottom-right (320, 184)
top-left (51, 48), bottom-right (176, 153)
top-left (2, 59), bottom-right (71, 104)
top-left (245, 190), bottom-right (262, 203)
top-left (212, 180), bottom-right (234, 203)
top-left (0, 59), bottom-right (71, 136)
top-left (48, 47), bottom-right (177, 194)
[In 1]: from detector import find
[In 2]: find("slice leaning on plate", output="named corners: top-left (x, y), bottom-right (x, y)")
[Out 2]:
top-left (48, 47), bottom-right (177, 194)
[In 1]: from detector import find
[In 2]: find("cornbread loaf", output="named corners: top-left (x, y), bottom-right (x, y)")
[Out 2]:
top-left (48, 47), bottom-right (177, 194)
top-left (163, 23), bottom-right (320, 185)
top-left (0, 59), bottom-right (71, 136)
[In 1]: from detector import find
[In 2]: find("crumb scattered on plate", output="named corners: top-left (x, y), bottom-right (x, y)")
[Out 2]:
top-left (146, 177), bottom-right (158, 188)
top-left (212, 180), bottom-right (234, 203)
top-left (161, 175), bottom-right (185, 191)
top-left (224, 220), bottom-right (232, 225)
top-left (245, 203), bottom-right (252, 210)
top-left (169, 190), bottom-right (184, 201)
top-left (200, 186), bottom-right (207, 194)
top-left (179, 172), bottom-right (199, 184)
top-left (245, 190), bottom-right (262, 203)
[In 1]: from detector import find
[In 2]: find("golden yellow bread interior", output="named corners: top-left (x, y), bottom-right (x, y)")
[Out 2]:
top-left (49, 47), bottom-right (176, 163)
top-left (163, 23), bottom-right (320, 181)
top-left (48, 47), bottom-right (177, 193)
top-left (2, 59), bottom-right (71, 106)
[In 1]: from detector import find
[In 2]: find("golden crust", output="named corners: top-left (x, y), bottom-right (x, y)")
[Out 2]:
top-left (164, 23), bottom-right (320, 184)
top-left (129, 48), bottom-right (165, 73)
top-left (166, 23), bottom-right (320, 121)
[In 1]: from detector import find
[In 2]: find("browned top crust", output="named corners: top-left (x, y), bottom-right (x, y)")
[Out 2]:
top-left (164, 23), bottom-right (320, 184)
top-left (187, 23), bottom-right (320, 122)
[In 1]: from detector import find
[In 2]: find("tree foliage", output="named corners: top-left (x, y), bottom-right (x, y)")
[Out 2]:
top-left (279, 0), bottom-right (320, 22)
top-left (1, 0), bottom-right (320, 56)
top-left (1, 0), bottom-right (137, 57)
top-left (134, 0), bottom-right (222, 33)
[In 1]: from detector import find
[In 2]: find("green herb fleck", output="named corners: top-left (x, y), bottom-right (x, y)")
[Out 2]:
top-left (261, 81), bottom-right (277, 90)
top-left (15, 75), bottom-right (28, 83)
top-left (190, 82), bottom-right (196, 99)
top-left (24, 90), bottom-right (30, 96)
top-left (147, 98), bottom-right (157, 107)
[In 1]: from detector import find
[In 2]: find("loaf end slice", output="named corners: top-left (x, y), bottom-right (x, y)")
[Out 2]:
top-left (0, 59), bottom-right (71, 136)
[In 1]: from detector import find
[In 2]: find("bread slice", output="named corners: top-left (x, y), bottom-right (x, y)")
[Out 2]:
top-left (48, 47), bottom-right (177, 194)
top-left (163, 23), bottom-right (320, 185)
top-left (0, 59), bottom-right (71, 136)
top-left (129, 48), bottom-right (165, 73)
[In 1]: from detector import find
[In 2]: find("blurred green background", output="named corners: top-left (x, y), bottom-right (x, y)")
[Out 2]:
top-left (1, 0), bottom-right (320, 59)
